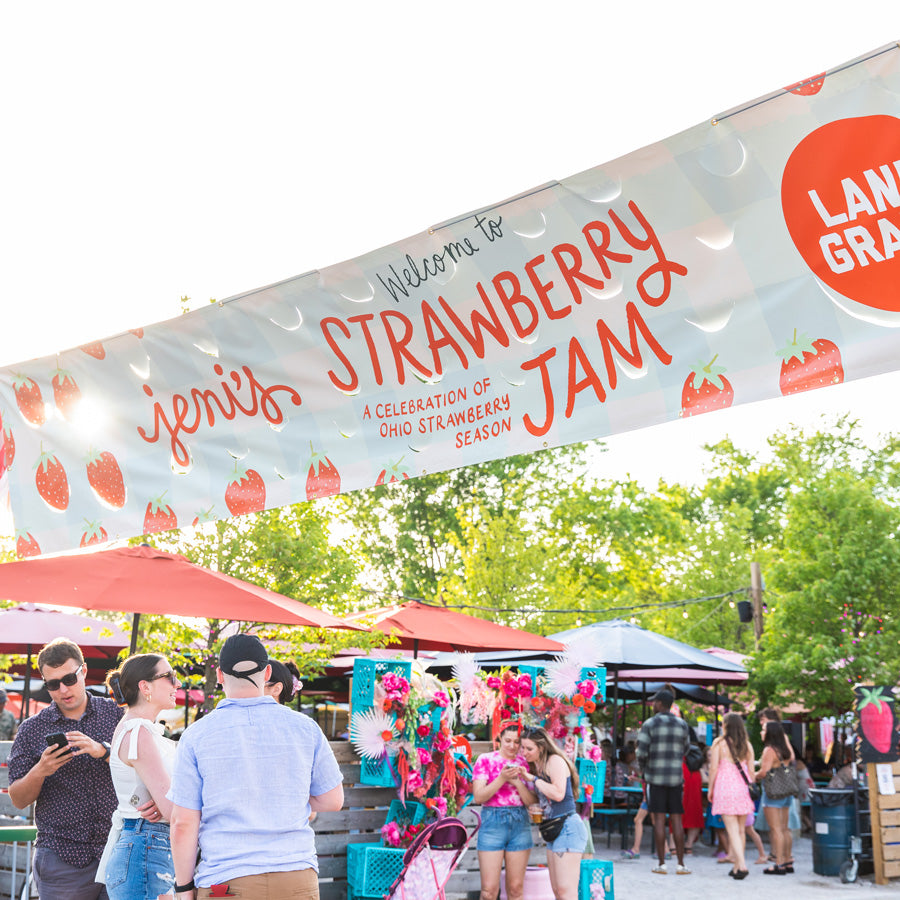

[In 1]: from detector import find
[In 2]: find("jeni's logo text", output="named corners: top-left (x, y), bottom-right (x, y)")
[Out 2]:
top-left (137, 364), bottom-right (302, 467)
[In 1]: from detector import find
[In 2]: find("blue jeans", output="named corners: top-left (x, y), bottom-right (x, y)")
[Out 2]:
top-left (477, 805), bottom-right (534, 852)
top-left (548, 813), bottom-right (588, 855)
top-left (105, 819), bottom-right (175, 900)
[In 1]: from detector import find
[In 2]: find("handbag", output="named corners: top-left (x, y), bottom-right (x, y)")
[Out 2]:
top-left (727, 739), bottom-right (761, 803)
top-left (684, 744), bottom-right (704, 773)
top-left (764, 761), bottom-right (801, 799)
top-left (538, 814), bottom-right (568, 843)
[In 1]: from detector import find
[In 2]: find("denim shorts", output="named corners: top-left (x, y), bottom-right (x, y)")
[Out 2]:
top-left (761, 790), bottom-right (792, 809)
top-left (105, 819), bottom-right (175, 900)
top-left (548, 812), bottom-right (588, 855)
top-left (477, 805), bottom-right (534, 852)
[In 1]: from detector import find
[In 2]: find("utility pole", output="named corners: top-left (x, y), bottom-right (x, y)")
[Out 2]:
top-left (750, 561), bottom-right (764, 647)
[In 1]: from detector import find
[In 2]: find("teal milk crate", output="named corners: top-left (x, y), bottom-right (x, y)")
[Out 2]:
top-left (579, 859), bottom-right (614, 900)
top-left (360, 753), bottom-right (399, 787)
top-left (351, 658), bottom-right (413, 708)
top-left (384, 799), bottom-right (427, 835)
top-left (517, 664), bottom-right (545, 696)
top-left (579, 666), bottom-right (607, 702)
top-left (576, 758), bottom-right (606, 802)
top-left (414, 704), bottom-right (445, 746)
top-left (347, 842), bottom-right (406, 896)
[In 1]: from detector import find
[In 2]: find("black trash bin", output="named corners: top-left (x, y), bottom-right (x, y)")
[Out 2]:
top-left (809, 788), bottom-right (856, 876)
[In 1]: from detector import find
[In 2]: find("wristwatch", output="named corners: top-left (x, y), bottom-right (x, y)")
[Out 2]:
top-left (99, 741), bottom-right (111, 761)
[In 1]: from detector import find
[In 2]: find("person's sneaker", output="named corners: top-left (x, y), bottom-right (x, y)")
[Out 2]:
top-left (676, 864), bottom-right (691, 875)
top-left (652, 864), bottom-right (667, 875)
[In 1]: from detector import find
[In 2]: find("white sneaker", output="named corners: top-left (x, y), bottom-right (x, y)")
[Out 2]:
top-left (676, 864), bottom-right (691, 875)
top-left (652, 863), bottom-right (667, 874)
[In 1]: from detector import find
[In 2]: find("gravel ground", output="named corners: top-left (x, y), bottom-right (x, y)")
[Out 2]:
top-left (591, 829), bottom-right (890, 897)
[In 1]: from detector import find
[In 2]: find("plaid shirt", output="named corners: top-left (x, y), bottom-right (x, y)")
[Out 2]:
top-left (635, 712), bottom-right (690, 787)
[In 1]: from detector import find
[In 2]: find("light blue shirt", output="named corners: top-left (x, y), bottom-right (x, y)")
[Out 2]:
top-left (168, 695), bottom-right (342, 886)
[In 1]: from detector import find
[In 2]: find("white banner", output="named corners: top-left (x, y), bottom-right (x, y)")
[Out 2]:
top-left (2, 43), bottom-right (900, 555)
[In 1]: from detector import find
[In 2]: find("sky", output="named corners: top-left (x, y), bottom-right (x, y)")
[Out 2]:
top-left (2, 2), bottom-right (898, 503)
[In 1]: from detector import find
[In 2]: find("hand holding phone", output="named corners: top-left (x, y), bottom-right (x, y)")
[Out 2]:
top-left (46, 732), bottom-right (71, 753)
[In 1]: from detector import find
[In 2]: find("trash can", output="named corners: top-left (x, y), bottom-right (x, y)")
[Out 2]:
top-left (809, 788), bottom-right (856, 876)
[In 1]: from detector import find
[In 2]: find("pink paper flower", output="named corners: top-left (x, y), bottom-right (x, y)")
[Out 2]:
top-left (433, 691), bottom-right (449, 708)
top-left (486, 676), bottom-right (501, 690)
top-left (417, 748), bottom-right (432, 766)
top-left (407, 771), bottom-right (424, 791)
top-left (417, 724), bottom-right (431, 738)
top-left (433, 731), bottom-right (452, 753)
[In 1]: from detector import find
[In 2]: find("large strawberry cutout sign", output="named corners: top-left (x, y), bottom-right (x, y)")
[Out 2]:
top-left (854, 685), bottom-right (899, 763)
top-left (782, 115), bottom-right (900, 313)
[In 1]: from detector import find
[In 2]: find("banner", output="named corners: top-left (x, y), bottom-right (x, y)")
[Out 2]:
top-left (2, 43), bottom-right (900, 556)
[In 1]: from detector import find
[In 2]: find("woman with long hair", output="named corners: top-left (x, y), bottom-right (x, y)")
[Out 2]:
top-left (472, 723), bottom-right (534, 900)
top-left (264, 659), bottom-right (302, 705)
top-left (97, 653), bottom-right (179, 899)
top-left (707, 713), bottom-right (756, 880)
top-left (757, 713), bottom-right (795, 874)
top-left (518, 726), bottom-right (586, 900)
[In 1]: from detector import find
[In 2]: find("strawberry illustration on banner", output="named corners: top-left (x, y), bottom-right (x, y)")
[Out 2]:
top-left (34, 448), bottom-right (69, 511)
top-left (854, 685), bottom-right (899, 763)
top-left (80, 341), bottom-right (106, 360)
top-left (52, 368), bottom-right (82, 419)
top-left (680, 357), bottom-right (734, 417)
top-left (306, 443), bottom-right (340, 500)
top-left (778, 331), bottom-right (844, 396)
top-left (143, 494), bottom-right (178, 534)
top-left (225, 462), bottom-right (266, 515)
top-left (192, 506), bottom-right (216, 527)
top-left (79, 520), bottom-right (109, 547)
top-left (86, 449), bottom-right (126, 509)
top-left (375, 456), bottom-right (413, 485)
top-left (784, 73), bottom-right (826, 95)
top-left (13, 375), bottom-right (46, 426)
top-left (15, 530), bottom-right (41, 558)
top-left (2, 421), bottom-right (14, 471)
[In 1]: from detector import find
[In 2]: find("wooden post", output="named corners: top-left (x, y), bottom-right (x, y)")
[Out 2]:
top-left (750, 562), bottom-right (764, 648)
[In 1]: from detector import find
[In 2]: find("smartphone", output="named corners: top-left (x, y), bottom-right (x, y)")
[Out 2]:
top-left (46, 732), bottom-right (71, 753)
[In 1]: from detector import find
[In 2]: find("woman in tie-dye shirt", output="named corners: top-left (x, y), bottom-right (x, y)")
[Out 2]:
top-left (472, 724), bottom-right (536, 900)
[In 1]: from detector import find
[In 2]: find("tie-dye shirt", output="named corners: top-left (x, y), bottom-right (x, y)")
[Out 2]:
top-left (472, 751), bottom-right (529, 807)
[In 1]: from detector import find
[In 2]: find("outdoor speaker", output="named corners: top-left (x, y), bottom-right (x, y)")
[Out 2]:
top-left (737, 600), bottom-right (753, 623)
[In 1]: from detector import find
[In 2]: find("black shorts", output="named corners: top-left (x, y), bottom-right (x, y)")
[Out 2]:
top-left (646, 784), bottom-right (684, 815)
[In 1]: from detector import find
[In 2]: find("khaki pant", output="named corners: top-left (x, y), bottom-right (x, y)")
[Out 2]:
top-left (198, 867), bottom-right (318, 899)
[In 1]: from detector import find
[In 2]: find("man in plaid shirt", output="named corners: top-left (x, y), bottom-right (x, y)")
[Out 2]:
top-left (635, 688), bottom-right (691, 875)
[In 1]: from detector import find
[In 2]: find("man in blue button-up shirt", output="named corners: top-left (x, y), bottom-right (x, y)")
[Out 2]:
top-left (169, 634), bottom-right (344, 899)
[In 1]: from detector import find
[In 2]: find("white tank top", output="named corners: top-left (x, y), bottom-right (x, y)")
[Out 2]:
top-left (109, 717), bottom-right (177, 821)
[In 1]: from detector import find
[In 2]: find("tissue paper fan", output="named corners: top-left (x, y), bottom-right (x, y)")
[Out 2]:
top-left (350, 707), bottom-right (396, 759)
top-left (451, 654), bottom-right (479, 691)
top-left (543, 659), bottom-right (583, 698)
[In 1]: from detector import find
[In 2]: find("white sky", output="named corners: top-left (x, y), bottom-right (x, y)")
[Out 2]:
top-left (2, 2), bottom-right (898, 498)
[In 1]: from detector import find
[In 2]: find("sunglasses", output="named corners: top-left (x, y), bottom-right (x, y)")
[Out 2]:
top-left (147, 670), bottom-right (179, 687)
top-left (43, 669), bottom-right (83, 692)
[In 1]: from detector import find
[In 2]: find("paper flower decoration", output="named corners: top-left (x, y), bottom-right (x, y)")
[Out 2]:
top-left (350, 707), bottom-right (396, 759)
top-left (451, 654), bottom-right (479, 691)
top-left (543, 658), bottom-right (583, 698)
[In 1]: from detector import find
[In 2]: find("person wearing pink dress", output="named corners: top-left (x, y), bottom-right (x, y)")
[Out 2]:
top-left (707, 714), bottom-right (756, 880)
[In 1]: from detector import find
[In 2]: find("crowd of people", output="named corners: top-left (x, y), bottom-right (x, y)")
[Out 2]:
top-left (4, 646), bottom-right (858, 900)
top-left (6, 635), bottom-right (341, 900)
top-left (612, 687), bottom-right (843, 880)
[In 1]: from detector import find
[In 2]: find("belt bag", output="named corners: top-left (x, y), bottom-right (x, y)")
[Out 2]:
top-left (764, 763), bottom-right (800, 799)
top-left (538, 814), bottom-right (568, 843)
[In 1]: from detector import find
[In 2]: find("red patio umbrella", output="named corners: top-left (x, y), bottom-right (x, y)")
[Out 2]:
top-left (343, 601), bottom-right (564, 656)
top-left (0, 602), bottom-right (131, 720)
top-left (0, 545), bottom-right (360, 651)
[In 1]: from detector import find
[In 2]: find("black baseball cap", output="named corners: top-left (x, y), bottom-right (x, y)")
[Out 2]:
top-left (651, 688), bottom-right (674, 707)
top-left (218, 634), bottom-right (269, 683)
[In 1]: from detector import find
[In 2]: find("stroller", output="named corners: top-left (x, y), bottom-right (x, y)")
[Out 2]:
top-left (385, 813), bottom-right (480, 900)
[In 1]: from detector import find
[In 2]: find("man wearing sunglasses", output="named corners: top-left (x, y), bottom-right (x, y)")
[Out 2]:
top-left (8, 637), bottom-right (123, 900)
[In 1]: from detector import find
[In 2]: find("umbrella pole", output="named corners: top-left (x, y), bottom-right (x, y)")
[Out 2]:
top-left (129, 613), bottom-right (141, 655)
top-left (20, 645), bottom-right (33, 723)
top-left (611, 674), bottom-right (620, 759)
top-left (413, 638), bottom-right (419, 659)
top-left (714, 681), bottom-right (720, 737)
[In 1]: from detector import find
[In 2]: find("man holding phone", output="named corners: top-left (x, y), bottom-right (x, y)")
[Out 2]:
top-left (8, 638), bottom-right (123, 900)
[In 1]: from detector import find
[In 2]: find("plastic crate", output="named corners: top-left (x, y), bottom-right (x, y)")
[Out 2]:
top-left (360, 753), bottom-right (399, 787)
top-left (351, 658), bottom-right (413, 708)
top-left (579, 666), bottom-right (607, 702)
top-left (347, 843), bottom-right (406, 895)
top-left (579, 858), bottom-right (614, 900)
top-left (413, 704), bottom-right (445, 746)
top-left (517, 664), bottom-right (545, 696)
top-left (576, 758), bottom-right (606, 802)
top-left (385, 799), bottom-right (427, 833)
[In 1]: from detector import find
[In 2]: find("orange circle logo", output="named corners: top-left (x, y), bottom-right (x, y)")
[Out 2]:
top-left (781, 115), bottom-right (900, 313)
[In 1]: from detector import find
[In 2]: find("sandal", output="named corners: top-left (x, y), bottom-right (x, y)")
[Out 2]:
top-left (763, 865), bottom-right (787, 875)
top-left (620, 849), bottom-right (640, 860)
